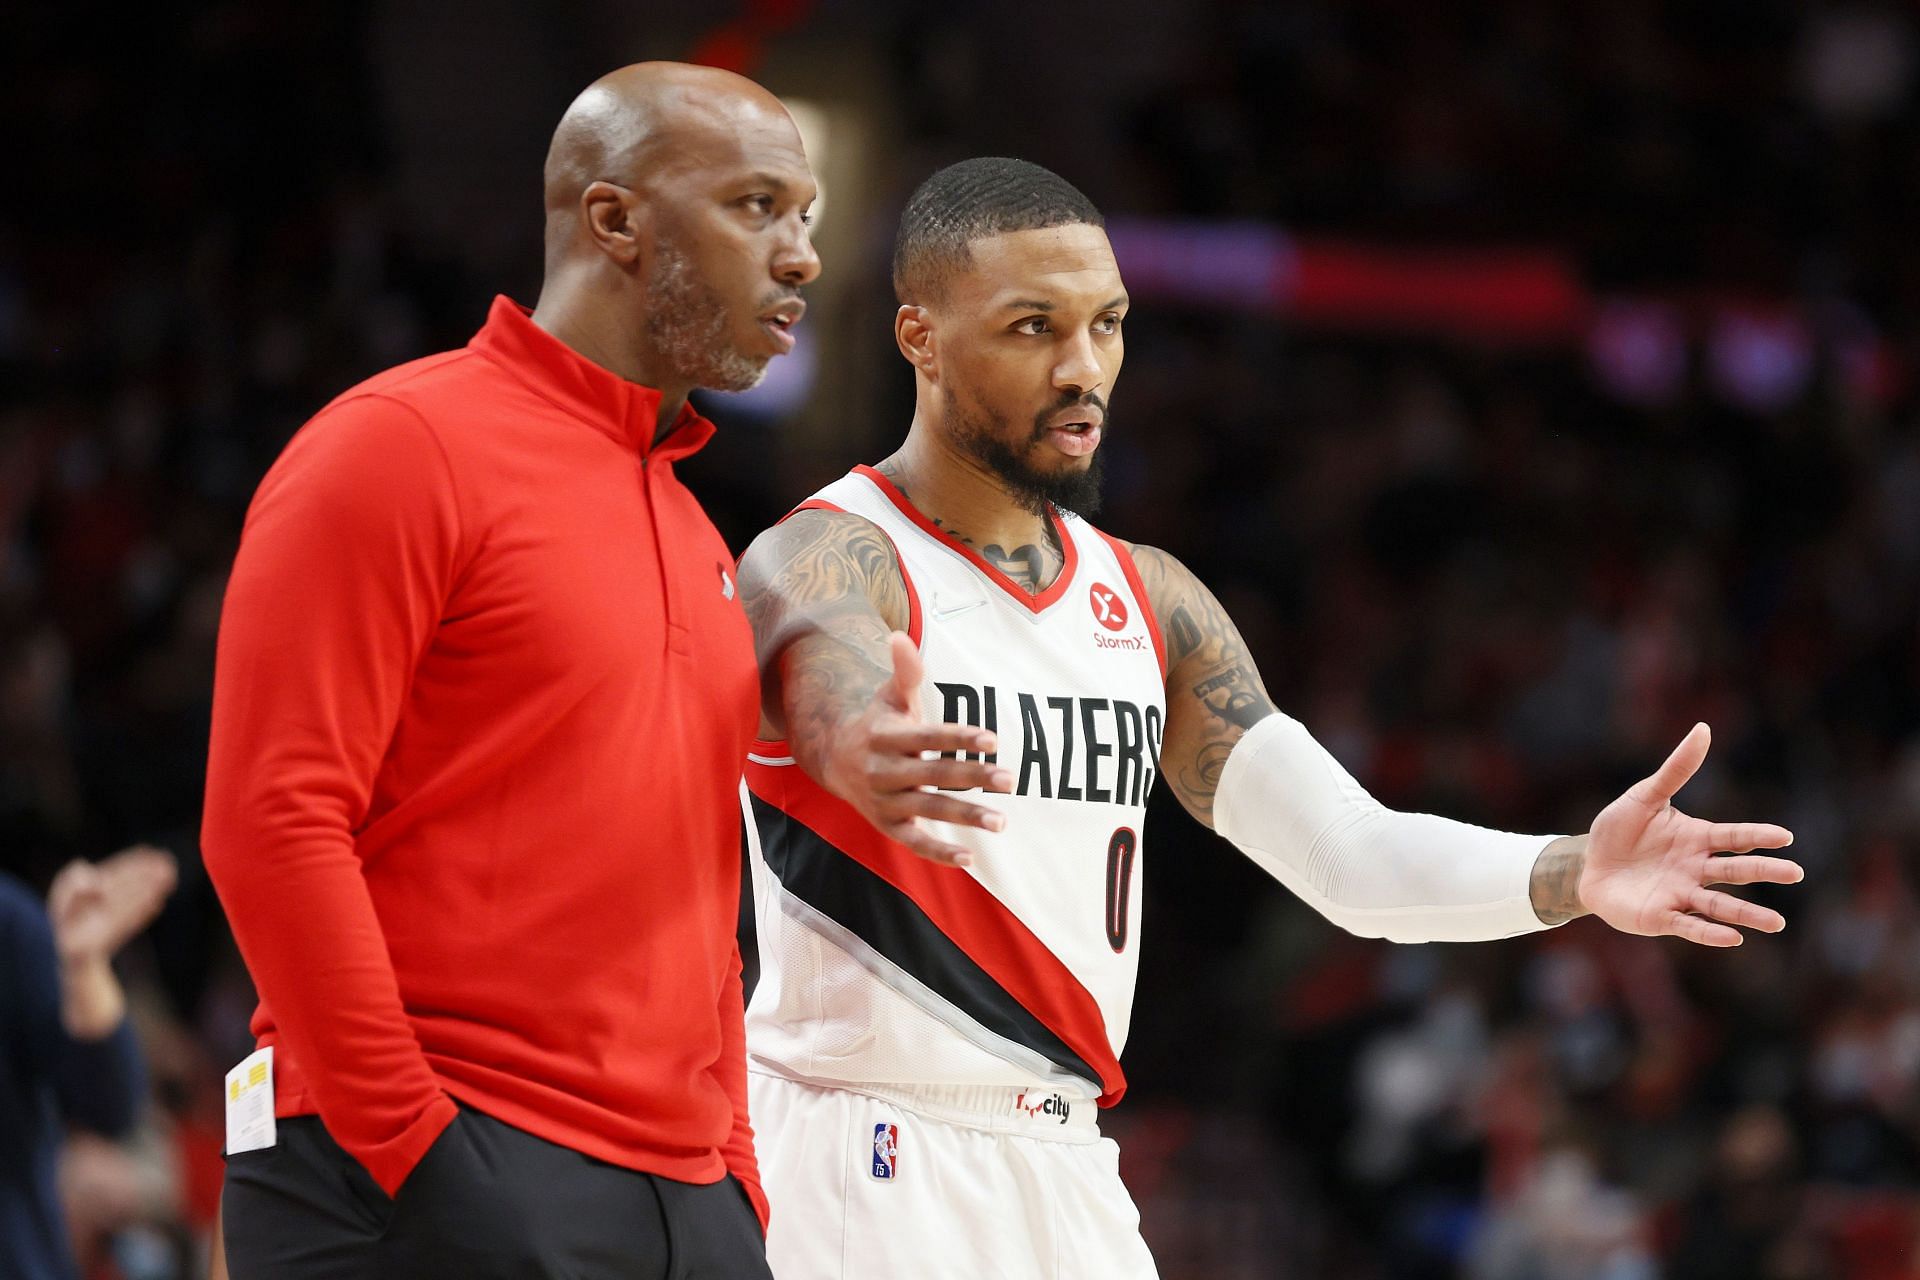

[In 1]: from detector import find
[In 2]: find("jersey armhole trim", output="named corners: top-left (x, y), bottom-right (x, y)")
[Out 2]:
top-left (1095, 531), bottom-right (1167, 680)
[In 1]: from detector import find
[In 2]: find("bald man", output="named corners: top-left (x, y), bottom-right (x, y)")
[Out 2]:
top-left (203, 63), bottom-right (818, 1278)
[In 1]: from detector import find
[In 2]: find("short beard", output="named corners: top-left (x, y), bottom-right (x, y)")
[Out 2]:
top-left (947, 387), bottom-right (1106, 518)
top-left (644, 238), bottom-right (768, 393)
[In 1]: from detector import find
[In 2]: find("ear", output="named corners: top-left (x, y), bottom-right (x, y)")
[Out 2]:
top-left (894, 305), bottom-right (938, 381)
top-left (580, 181), bottom-right (647, 267)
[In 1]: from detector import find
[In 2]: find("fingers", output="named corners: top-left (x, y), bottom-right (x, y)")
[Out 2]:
top-left (1702, 854), bottom-right (1804, 887)
top-left (48, 860), bottom-right (101, 909)
top-left (1665, 910), bottom-right (1744, 948)
top-left (871, 755), bottom-right (1014, 796)
top-left (871, 722), bottom-right (999, 760)
top-left (1630, 722), bottom-right (1710, 808)
top-left (1704, 823), bottom-right (1794, 853)
top-left (101, 846), bottom-right (179, 897)
top-left (882, 819), bottom-right (976, 867)
top-left (880, 788), bottom-right (1007, 834)
top-left (1688, 887), bottom-right (1785, 934)
top-left (882, 632), bottom-right (923, 716)
top-left (1662, 884), bottom-right (1790, 948)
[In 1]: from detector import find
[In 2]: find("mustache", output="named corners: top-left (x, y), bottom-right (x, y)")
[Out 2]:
top-left (1029, 392), bottom-right (1109, 438)
top-left (755, 285), bottom-right (804, 311)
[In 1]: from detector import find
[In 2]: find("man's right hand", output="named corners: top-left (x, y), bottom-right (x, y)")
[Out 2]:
top-left (819, 632), bottom-right (1012, 867)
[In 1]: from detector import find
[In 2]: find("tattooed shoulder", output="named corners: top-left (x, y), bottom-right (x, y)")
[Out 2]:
top-left (1124, 542), bottom-right (1278, 827)
top-left (738, 509), bottom-right (910, 641)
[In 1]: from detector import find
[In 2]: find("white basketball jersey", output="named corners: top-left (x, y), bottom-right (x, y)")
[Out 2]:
top-left (744, 465), bottom-right (1168, 1107)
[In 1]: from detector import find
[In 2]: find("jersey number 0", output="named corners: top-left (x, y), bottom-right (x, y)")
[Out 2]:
top-left (1105, 828), bottom-right (1137, 952)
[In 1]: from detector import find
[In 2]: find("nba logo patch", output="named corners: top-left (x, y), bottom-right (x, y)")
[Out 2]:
top-left (870, 1122), bottom-right (899, 1181)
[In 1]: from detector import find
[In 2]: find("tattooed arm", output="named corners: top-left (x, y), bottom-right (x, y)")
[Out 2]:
top-left (1128, 544), bottom-right (1801, 942)
top-left (1127, 545), bottom-right (1277, 830)
top-left (737, 510), bottom-right (1012, 866)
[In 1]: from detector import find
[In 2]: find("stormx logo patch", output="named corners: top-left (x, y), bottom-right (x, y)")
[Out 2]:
top-left (1089, 582), bottom-right (1146, 650)
top-left (1015, 1091), bottom-right (1072, 1125)
top-left (871, 1122), bottom-right (898, 1180)
top-left (1089, 582), bottom-right (1129, 631)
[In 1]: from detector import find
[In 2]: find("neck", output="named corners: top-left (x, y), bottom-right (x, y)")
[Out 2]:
top-left (877, 416), bottom-right (1064, 595)
top-left (531, 267), bottom-right (692, 435)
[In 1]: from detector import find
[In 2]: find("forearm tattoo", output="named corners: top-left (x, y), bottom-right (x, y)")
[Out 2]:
top-left (1529, 835), bottom-right (1590, 925)
top-left (1131, 545), bottom-right (1279, 827)
top-left (738, 512), bottom-right (910, 771)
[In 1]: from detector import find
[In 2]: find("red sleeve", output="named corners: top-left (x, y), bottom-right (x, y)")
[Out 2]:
top-left (202, 394), bottom-right (461, 1197)
top-left (714, 941), bottom-right (769, 1233)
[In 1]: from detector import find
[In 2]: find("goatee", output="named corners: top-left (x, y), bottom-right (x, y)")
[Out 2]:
top-left (947, 389), bottom-right (1107, 517)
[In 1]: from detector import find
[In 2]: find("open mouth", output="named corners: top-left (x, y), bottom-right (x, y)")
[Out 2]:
top-left (759, 300), bottom-right (805, 352)
top-left (1045, 417), bottom-right (1102, 456)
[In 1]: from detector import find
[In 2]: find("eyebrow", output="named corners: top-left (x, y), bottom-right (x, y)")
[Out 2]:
top-left (745, 172), bottom-right (817, 202)
top-left (1001, 294), bottom-right (1131, 313)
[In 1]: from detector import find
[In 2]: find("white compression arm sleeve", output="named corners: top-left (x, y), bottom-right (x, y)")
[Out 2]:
top-left (1214, 713), bottom-right (1565, 943)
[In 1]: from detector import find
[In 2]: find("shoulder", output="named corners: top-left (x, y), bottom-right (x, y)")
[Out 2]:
top-left (269, 372), bottom-right (467, 501)
top-left (243, 384), bottom-right (469, 560)
top-left (739, 507), bottom-right (903, 586)
top-left (737, 507), bottom-right (912, 632)
top-left (1108, 540), bottom-right (1201, 614)
top-left (325, 347), bottom-right (482, 416)
top-left (290, 346), bottom-right (496, 459)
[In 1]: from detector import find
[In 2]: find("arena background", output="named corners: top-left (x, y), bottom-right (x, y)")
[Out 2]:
top-left (5, 2), bottom-right (1917, 1276)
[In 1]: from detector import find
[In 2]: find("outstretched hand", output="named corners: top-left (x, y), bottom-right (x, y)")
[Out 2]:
top-left (823, 632), bottom-right (1013, 867)
top-left (1579, 724), bottom-right (1802, 947)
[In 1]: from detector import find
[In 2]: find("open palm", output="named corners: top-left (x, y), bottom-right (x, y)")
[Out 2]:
top-left (1579, 724), bottom-right (1801, 947)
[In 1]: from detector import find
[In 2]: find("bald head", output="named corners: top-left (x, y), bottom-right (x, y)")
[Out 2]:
top-left (529, 61), bottom-right (820, 404)
top-left (544, 62), bottom-right (797, 217)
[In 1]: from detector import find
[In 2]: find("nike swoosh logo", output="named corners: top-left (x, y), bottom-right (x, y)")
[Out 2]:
top-left (932, 598), bottom-right (988, 620)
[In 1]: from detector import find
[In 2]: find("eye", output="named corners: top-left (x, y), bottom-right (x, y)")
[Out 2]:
top-left (741, 194), bottom-right (775, 217)
top-left (1094, 313), bottom-right (1122, 335)
top-left (1014, 317), bottom-right (1051, 335)
top-left (800, 207), bottom-right (816, 227)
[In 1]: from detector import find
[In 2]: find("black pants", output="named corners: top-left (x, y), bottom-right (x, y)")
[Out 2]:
top-left (222, 1107), bottom-right (771, 1279)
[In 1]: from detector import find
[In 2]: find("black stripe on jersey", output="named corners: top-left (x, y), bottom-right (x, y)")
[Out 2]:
top-left (748, 792), bottom-right (1102, 1090)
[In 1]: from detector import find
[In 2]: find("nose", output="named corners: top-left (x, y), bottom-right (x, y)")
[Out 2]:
top-left (1053, 328), bottom-right (1102, 398)
top-left (774, 215), bottom-right (821, 287)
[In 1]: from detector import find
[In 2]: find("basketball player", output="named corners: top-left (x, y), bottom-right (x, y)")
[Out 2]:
top-left (734, 158), bottom-right (1802, 1278)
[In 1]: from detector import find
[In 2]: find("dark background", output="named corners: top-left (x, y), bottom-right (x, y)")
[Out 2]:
top-left (5, 2), bottom-right (1918, 1276)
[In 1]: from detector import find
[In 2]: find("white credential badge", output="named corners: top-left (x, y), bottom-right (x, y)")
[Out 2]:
top-left (224, 1046), bottom-right (276, 1154)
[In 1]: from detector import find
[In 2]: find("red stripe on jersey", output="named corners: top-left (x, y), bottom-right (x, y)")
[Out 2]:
top-left (746, 761), bottom-right (1127, 1106)
top-left (852, 465), bottom-right (1081, 615)
top-left (1095, 532), bottom-right (1167, 680)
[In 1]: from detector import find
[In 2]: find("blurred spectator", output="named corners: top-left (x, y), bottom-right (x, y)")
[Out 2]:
top-left (2, 846), bottom-right (175, 1280)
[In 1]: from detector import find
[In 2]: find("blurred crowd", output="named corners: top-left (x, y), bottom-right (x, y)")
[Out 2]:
top-left (6, 3), bottom-right (1920, 1278)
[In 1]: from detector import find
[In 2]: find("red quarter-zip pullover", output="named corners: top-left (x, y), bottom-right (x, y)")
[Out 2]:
top-left (203, 297), bottom-right (766, 1222)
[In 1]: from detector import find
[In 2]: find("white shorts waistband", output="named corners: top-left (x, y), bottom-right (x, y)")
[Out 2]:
top-left (756, 1070), bottom-right (1102, 1143)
